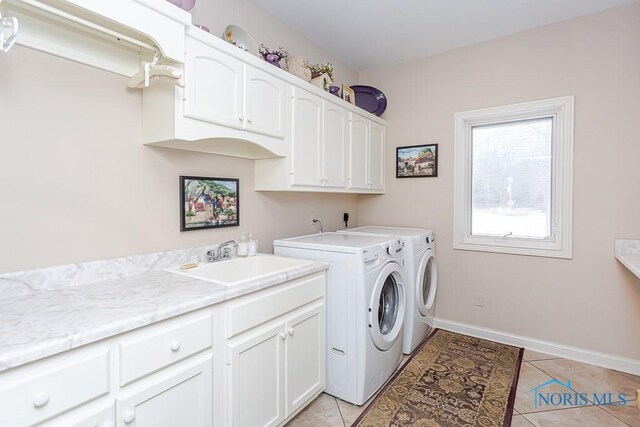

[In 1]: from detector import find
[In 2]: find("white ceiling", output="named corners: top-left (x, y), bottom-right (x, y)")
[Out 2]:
top-left (251, 0), bottom-right (637, 71)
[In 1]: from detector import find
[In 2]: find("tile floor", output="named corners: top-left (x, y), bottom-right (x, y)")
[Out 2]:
top-left (288, 349), bottom-right (640, 426)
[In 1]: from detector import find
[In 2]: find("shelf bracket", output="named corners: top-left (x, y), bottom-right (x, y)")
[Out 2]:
top-left (0, 5), bottom-right (19, 53)
top-left (127, 52), bottom-right (184, 89)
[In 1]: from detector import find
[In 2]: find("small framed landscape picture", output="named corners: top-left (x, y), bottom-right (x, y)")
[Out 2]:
top-left (396, 144), bottom-right (438, 178)
top-left (180, 176), bottom-right (239, 231)
top-left (342, 85), bottom-right (356, 104)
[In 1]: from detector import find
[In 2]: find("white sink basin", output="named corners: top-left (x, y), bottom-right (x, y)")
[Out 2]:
top-left (165, 254), bottom-right (314, 286)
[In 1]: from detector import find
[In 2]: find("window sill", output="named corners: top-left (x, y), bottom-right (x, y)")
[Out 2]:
top-left (453, 241), bottom-right (572, 259)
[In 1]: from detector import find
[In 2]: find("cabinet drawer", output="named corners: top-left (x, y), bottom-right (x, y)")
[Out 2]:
top-left (226, 273), bottom-right (324, 338)
top-left (43, 401), bottom-right (114, 427)
top-left (0, 351), bottom-right (109, 427)
top-left (119, 315), bottom-right (212, 386)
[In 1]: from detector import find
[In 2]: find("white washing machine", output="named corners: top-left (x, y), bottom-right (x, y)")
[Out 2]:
top-left (338, 226), bottom-right (437, 354)
top-left (273, 232), bottom-right (405, 405)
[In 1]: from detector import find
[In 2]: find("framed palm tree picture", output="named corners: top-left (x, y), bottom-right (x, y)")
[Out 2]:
top-left (180, 176), bottom-right (239, 231)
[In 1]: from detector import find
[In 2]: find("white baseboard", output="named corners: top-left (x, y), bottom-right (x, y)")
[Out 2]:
top-left (432, 317), bottom-right (640, 376)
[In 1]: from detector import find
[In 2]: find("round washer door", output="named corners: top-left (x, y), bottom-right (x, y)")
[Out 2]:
top-left (368, 262), bottom-right (405, 351)
top-left (416, 249), bottom-right (437, 317)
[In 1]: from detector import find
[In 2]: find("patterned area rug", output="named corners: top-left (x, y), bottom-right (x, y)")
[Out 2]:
top-left (354, 329), bottom-right (523, 427)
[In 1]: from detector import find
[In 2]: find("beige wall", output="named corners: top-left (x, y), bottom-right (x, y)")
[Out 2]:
top-left (0, 0), bottom-right (365, 273)
top-left (0, 45), bottom-right (358, 273)
top-left (191, 0), bottom-right (359, 85)
top-left (358, 3), bottom-right (640, 359)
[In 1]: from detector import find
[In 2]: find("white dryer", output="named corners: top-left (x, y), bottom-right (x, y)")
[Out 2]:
top-left (337, 226), bottom-right (437, 354)
top-left (273, 232), bottom-right (405, 405)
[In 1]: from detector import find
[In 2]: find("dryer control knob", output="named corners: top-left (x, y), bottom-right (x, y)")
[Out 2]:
top-left (386, 246), bottom-right (392, 255)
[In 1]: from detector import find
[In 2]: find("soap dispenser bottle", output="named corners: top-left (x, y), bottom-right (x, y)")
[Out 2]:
top-left (237, 232), bottom-right (248, 257)
top-left (248, 232), bottom-right (257, 256)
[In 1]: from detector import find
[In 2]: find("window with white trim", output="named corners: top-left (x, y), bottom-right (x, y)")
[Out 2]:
top-left (454, 97), bottom-right (574, 258)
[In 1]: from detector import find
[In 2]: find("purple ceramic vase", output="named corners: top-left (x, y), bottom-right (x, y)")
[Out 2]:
top-left (265, 54), bottom-right (282, 68)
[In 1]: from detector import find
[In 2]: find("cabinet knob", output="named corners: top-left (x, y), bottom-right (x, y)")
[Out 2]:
top-left (170, 340), bottom-right (181, 352)
top-left (288, 327), bottom-right (295, 336)
top-left (32, 391), bottom-right (49, 408)
top-left (123, 410), bottom-right (136, 424)
top-left (238, 115), bottom-right (245, 121)
top-left (279, 332), bottom-right (287, 340)
top-left (247, 116), bottom-right (253, 123)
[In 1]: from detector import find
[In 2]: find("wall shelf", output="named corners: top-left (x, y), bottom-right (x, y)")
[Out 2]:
top-left (0, 0), bottom-right (190, 76)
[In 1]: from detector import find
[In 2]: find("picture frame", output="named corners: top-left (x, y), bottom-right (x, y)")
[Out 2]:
top-left (342, 85), bottom-right (356, 104)
top-left (396, 144), bottom-right (438, 178)
top-left (180, 176), bottom-right (240, 231)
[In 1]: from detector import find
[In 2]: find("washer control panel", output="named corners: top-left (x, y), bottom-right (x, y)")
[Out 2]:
top-left (386, 239), bottom-right (403, 256)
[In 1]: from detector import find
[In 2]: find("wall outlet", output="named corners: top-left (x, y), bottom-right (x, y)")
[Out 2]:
top-left (474, 293), bottom-right (485, 307)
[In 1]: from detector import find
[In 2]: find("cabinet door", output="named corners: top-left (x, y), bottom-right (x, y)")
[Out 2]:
top-left (116, 358), bottom-right (212, 427)
top-left (284, 303), bottom-right (325, 417)
top-left (369, 122), bottom-right (385, 191)
top-left (322, 102), bottom-right (348, 188)
top-left (227, 323), bottom-right (285, 427)
top-left (290, 87), bottom-right (323, 187)
top-left (349, 114), bottom-right (370, 190)
top-left (244, 65), bottom-right (287, 139)
top-left (184, 37), bottom-right (244, 129)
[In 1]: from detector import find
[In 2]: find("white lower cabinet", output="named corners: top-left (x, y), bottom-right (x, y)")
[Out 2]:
top-left (227, 302), bottom-right (325, 427)
top-left (0, 350), bottom-right (110, 427)
top-left (227, 323), bottom-right (285, 427)
top-left (0, 273), bottom-right (326, 427)
top-left (116, 357), bottom-right (212, 427)
top-left (284, 304), bottom-right (325, 416)
top-left (44, 402), bottom-right (115, 427)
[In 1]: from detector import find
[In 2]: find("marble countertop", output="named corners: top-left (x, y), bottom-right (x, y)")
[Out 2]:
top-left (615, 239), bottom-right (640, 280)
top-left (0, 261), bottom-right (327, 372)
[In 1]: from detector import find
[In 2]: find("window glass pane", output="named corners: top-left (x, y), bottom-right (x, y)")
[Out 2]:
top-left (471, 117), bottom-right (553, 239)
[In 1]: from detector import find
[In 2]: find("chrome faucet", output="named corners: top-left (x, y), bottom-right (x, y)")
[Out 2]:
top-left (204, 240), bottom-right (238, 262)
top-left (312, 219), bottom-right (323, 233)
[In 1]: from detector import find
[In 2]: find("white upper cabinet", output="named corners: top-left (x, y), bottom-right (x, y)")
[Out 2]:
top-left (142, 31), bottom-right (290, 159)
top-left (184, 38), bottom-right (244, 129)
top-left (244, 66), bottom-right (287, 139)
top-left (322, 102), bottom-right (349, 188)
top-left (349, 114), bottom-right (370, 190)
top-left (183, 40), bottom-right (286, 139)
top-left (286, 89), bottom-right (372, 192)
top-left (346, 115), bottom-right (385, 191)
top-left (291, 87), bottom-right (323, 187)
top-left (369, 122), bottom-right (385, 191)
